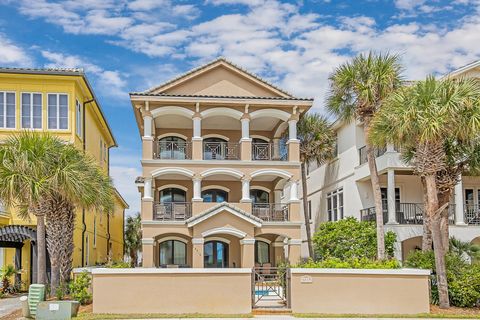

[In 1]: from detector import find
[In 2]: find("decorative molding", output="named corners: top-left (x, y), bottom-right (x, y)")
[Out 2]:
top-left (201, 226), bottom-right (247, 239)
top-left (255, 237), bottom-right (272, 244)
top-left (157, 236), bottom-right (188, 244)
top-left (251, 169), bottom-right (292, 180)
top-left (250, 135), bottom-right (270, 142)
top-left (192, 238), bottom-right (205, 245)
top-left (250, 185), bottom-right (271, 193)
top-left (290, 268), bottom-right (431, 276)
top-left (142, 238), bottom-right (155, 245)
top-left (289, 239), bottom-right (302, 245)
top-left (240, 238), bottom-right (255, 245)
top-left (201, 185), bottom-right (231, 192)
top-left (92, 268), bottom-right (253, 275)
top-left (151, 167), bottom-right (195, 178)
top-left (250, 108), bottom-right (290, 122)
top-left (151, 106), bottom-right (194, 119)
top-left (200, 168), bottom-right (244, 179)
top-left (157, 184), bottom-right (188, 192)
top-left (202, 133), bottom-right (230, 141)
top-left (157, 132), bottom-right (188, 140)
top-left (200, 107), bottom-right (243, 120)
top-left (204, 236), bottom-right (231, 244)
top-left (186, 203), bottom-right (262, 228)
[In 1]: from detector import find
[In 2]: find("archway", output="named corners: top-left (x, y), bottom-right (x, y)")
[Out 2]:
top-left (401, 236), bottom-right (422, 261)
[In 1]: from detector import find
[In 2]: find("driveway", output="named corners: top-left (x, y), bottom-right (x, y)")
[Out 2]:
top-left (0, 295), bottom-right (23, 318)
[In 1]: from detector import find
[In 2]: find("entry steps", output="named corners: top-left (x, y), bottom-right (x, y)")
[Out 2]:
top-left (252, 307), bottom-right (292, 315)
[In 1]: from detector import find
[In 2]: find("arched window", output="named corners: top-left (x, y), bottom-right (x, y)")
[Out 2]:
top-left (250, 189), bottom-right (269, 204)
top-left (158, 136), bottom-right (188, 159)
top-left (159, 240), bottom-right (187, 266)
top-left (204, 240), bottom-right (229, 268)
top-left (203, 137), bottom-right (228, 160)
top-left (160, 188), bottom-right (186, 203)
top-left (255, 240), bottom-right (270, 265)
top-left (202, 189), bottom-right (228, 203)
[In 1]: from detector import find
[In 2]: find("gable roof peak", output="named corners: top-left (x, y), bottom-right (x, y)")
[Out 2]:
top-left (141, 56), bottom-right (294, 98)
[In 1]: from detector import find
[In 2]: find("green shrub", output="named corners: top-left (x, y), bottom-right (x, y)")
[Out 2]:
top-left (105, 261), bottom-right (130, 268)
top-left (404, 250), bottom-right (480, 307)
top-left (69, 271), bottom-right (92, 305)
top-left (313, 217), bottom-right (397, 260)
top-left (55, 282), bottom-right (67, 301)
top-left (298, 257), bottom-right (400, 269)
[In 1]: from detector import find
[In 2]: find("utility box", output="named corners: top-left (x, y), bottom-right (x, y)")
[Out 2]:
top-left (36, 301), bottom-right (80, 320)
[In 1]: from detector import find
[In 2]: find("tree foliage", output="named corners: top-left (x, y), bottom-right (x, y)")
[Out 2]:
top-left (313, 217), bottom-right (396, 260)
top-left (125, 212), bottom-right (142, 267)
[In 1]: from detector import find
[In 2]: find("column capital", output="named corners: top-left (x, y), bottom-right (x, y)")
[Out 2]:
top-left (241, 113), bottom-right (250, 121)
top-left (142, 110), bottom-right (152, 118)
top-left (192, 112), bottom-right (202, 119)
top-left (192, 238), bottom-right (204, 244)
top-left (240, 238), bottom-right (255, 245)
top-left (141, 238), bottom-right (155, 245)
top-left (288, 239), bottom-right (302, 245)
top-left (288, 114), bottom-right (299, 122)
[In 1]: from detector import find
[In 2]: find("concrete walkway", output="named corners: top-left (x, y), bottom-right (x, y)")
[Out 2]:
top-left (0, 295), bottom-right (23, 317)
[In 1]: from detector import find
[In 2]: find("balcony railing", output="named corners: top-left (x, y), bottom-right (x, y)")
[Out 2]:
top-left (252, 142), bottom-right (287, 161)
top-left (203, 141), bottom-right (239, 160)
top-left (360, 203), bottom-right (455, 225)
top-left (465, 204), bottom-right (480, 225)
top-left (358, 145), bottom-right (387, 165)
top-left (156, 141), bottom-right (191, 160)
top-left (252, 203), bottom-right (289, 221)
top-left (154, 202), bottom-right (192, 221)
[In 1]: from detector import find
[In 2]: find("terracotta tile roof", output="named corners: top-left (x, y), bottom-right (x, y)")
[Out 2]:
top-left (129, 92), bottom-right (314, 101)
top-left (186, 201), bottom-right (263, 225)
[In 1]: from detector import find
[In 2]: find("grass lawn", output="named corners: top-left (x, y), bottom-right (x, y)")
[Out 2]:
top-left (294, 305), bottom-right (480, 319)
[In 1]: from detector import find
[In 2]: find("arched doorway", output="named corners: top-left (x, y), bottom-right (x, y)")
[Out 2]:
top-left (158, 136), bottom-right (189, 160)
top-left (158, 239), bottom-right (187, 267)
top-left (157, 188), bottom-right (188, 220)
top-left (204, 240), bottom-right (229, 268)
top-left (202, 189), bottom-right (228, 203)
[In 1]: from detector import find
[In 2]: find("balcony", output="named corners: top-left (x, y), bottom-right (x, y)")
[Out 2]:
top-left (252, 203), bottom-right (290, 221)
top-left (465, 204), bottom-right (480, 225)
top-left (252, 142), bottom-right (287, 161)
top-left (155, 141), bottom-right (192, 160)
top-left (203, 141), bottom-right (240, 160)
top-left (360, 203), bottom-right (455, 225)
top-left (154, 202), bottom-right (192, 221)
top-left (358, 146), bottom-right (387, 165)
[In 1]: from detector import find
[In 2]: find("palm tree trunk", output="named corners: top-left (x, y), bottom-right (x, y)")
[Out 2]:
top-left (36, 213), bottom-right (47, 285)
top-left (364, 124), bottom-right (385, 260)
top-left (301, 162), bottom-right (314, 259)
top-left (421, 177), bottom-right (433, 251)
top-left (438, 190), bottom-right (451, 252)
top-left (425, 174), bottom-right (450, 308)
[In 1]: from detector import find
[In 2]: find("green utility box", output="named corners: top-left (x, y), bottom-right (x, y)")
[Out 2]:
top-left (36, 301), bottom-right (80, 320)
top-left (28, 284), bottom-right (46, 317)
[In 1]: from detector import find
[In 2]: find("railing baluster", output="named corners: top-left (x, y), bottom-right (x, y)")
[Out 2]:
top-left (252, 203), bottom-right (289, 221)
top-left (154, 202), bottom-right (192, 221)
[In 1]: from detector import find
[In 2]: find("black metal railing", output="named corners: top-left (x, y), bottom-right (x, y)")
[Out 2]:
top-left (154, 202), bottom-right (192, 221)
top-left (156, 141), bottom-right (191, 159)
top-left (252, 203), bottom-right (289, 221)
top-left (252, 142), bottom-right (287, 161)
top-left (361, 202), bottom-right (456, 225)
top-left (358, 145), bottom-right (388, 165)
top-left (203, 141), bottom-right (239, 160)
top-left (465, 204), bottom-right (480, 225)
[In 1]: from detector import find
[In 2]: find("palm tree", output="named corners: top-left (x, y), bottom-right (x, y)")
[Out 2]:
top-left (327, 51), bottom-right (403, 259)
top-left (450, 237), bottom-right (480, 263)
top-left (370, 76), bottom-right (480, 308)
top-left (0, 132), bottom-right (114, 294)
top-left (297, 113), bottom-right (336, 258)
top-left (125, 212), bottom-right (142, 267)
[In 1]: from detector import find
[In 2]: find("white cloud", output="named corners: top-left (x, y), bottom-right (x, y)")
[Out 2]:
top-left (41, 50), bottom-right (127, 97)
top-left (110, 165), bottom-right (141, 217)
top-left (0, 33), bottom-right (32, 66)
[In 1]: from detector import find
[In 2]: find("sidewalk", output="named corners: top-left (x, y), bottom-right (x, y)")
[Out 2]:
top-left (0, 295), bottom-right (24, 318)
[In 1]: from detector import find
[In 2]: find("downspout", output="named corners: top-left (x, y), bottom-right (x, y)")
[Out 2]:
top-left (81, 99), bottom-right (94, 266)
top-left (106, 146), bottom-right (111, 259)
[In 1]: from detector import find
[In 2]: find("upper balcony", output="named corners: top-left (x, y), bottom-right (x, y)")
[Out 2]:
top-left (135, 103), bottom-right (308, 164)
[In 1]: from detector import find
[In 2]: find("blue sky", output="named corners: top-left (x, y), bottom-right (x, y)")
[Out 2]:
top-left (1, 0), bottom-right (480, 215)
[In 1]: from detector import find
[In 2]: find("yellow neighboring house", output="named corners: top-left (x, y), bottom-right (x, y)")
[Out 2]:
top-left (0, 67), bottom-right (128, 287)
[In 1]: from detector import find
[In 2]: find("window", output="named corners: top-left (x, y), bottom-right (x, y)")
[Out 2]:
top-left (327, 188), bottom-right (344, 221)
top-left (160, 188), bottom-right (186, 203)
top-left (159, 240), bottom-right (186, 266)
top-left (0, 92), bottom-right (16, 128)
top-left (48, 93), bottom-right (68, 129)
top-left (380, 187), bottom-right (400, 210)
top-left (204, 240), bottom-right (228, 268)
top-left (202, 189), bottom-right (228, 202)
top-left (255, 241), bottom-right (270, 265)
top-left (308, 200), bottom-right (312, 220)
top-left (76, 99), bottom-right (82, 137)
top-left (21, 93), bottom-right (42, 129)
top-left (250, 189), bottom-right (269, 204)
top-left (159, 136), bottom-right (188, 159)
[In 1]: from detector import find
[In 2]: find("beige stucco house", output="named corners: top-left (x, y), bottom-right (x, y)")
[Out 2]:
top-left (131, 58), bottom-right (312, 268)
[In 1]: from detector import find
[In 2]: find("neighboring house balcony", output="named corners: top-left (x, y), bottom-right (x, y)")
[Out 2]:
top-left (355, 144), bottom-right (411, 181)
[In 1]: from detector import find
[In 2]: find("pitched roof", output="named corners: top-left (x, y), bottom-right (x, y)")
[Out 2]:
top-left (129, 92), bottom-right (313, 101)
top-left (443, 59), bottom-right (480, 78)
top-left (186, 202), bottom-right (262, 227)
top-left (139, 57), bottom-right (294, 98)
top-left (0, 67), bottom-right (117, 147)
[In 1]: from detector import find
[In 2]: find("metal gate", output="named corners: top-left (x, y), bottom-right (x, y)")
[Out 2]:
top-left (252, 267), bottom-right (290, 308)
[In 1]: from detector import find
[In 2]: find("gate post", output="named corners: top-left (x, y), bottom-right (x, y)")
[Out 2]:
top-left (286, 267), bottom-right (292, 309)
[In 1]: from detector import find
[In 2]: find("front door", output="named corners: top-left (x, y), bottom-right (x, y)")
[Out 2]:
top-left (204, 240), bottom-right (229, 268)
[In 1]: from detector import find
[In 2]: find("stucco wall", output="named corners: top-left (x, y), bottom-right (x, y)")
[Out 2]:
top-left (290, 268), bottom-right (430, 315)
top-left (92, 268), bottom-right (252, 314)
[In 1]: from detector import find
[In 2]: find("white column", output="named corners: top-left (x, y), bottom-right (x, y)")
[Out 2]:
top-left (455, 177), bottom-right (466, 225)
top-left (143, 115), bottom-right (153, 138)
top-left (192, 177), bottom-right (202, 202)
top-left (288, 119), bottom-right (298, 141)
top-left (274, 189), bottom-right (283, 204)
top-left (193, 117), bottom-right (202, 139)
top-left (241, 118), bottom-right (250, 140)
top-left (289, 180), bottom-right (299, 202)
top-left (387, 169), bottom-right (398, 224)
top-left (143, 177), bottom-right (152, 199)
top-left (241, 179), bottom-right (251, 202)
top-left (272, 138), bottom-right (280, 159)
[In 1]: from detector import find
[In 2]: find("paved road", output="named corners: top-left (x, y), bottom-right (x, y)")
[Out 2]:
top-left (0, 295), bottom-right (23, 318)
